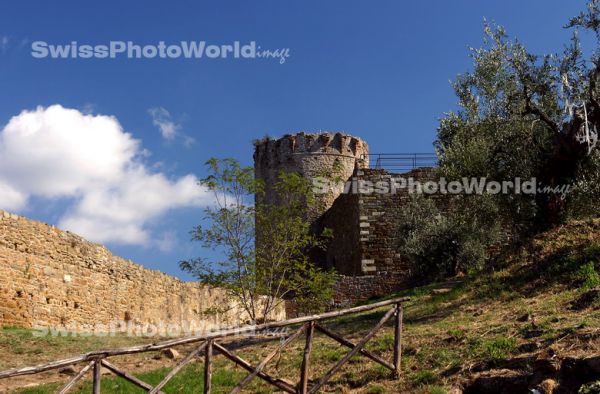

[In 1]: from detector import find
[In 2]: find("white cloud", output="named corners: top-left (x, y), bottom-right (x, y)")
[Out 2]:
top-left (148, 107), bottom-right (196, 147)
top-left (148, 107), bottom-right (179, 140)
top-left (0, 181), bottom-right (26, 211)
top-left (0, 104), bottom-right (212, 246)
top-left (183, 135), bottom-right (196, 147)
top-left (0, 36), bottom-right (9, 53)
top-left (156, 231), bottom-right (177, 252)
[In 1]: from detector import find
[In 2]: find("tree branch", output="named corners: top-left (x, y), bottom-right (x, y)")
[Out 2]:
top-left (589, 59), bottom-right (600, 110)
top-left (522, 83), bottom-right (561, 134)
top-left (507, 55), bottom-right (561, 134)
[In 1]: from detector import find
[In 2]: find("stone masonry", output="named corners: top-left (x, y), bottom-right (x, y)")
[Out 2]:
top-left (0, 210), bottom-right (283, 330)
top-left (254, 132), bottom-right (369, 227)
top-left (254, 132), bottom-right (442, 306)
top-left (325, 168), bottom-right (441, 305)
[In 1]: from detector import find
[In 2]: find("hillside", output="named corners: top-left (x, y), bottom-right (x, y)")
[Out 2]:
top-left (1, 218), bottom-right (600, 393)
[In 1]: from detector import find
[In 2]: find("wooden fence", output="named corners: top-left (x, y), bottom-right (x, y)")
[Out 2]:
top-left (0, 297), bottom-right (408, 393)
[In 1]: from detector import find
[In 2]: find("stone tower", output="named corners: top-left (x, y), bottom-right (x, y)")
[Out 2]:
top-left (253, 132), bottom-right (369, 227)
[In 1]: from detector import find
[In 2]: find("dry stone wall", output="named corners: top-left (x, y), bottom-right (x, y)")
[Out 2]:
top-left (354, 167), bottom-right (441, 276)
top-left (0, 210), bottom-right (280, 331)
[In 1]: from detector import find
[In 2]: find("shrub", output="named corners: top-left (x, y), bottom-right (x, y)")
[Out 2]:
top-left (577, 262), bottom-right (600, 291)
top-left (580, 381), bottom-right (600, 394)
top-left (180, 158), bottom-right (335, 323)
top-left (397, 194), bottom-right (501, 279)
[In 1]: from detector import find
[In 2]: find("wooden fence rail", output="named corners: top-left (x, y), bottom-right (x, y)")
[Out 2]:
top-left (0, 297), bottom-right (409, 393)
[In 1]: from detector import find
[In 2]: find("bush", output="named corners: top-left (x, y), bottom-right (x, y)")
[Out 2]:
top-left (397, 194), bottom-right (501, 279)
top-left (576, 262), bottom-right (600, 291)
top-left (180, 159), bottom-right (335, 323)
top-left (579, 381), bottom-right (600, 394)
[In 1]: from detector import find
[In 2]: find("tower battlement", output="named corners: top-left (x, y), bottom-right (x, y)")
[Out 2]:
top-left (254, 132), bottom-right (369, 224)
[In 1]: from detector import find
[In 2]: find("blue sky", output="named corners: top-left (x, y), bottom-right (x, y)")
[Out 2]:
top-left (0, 0), bottom-right (590, 279)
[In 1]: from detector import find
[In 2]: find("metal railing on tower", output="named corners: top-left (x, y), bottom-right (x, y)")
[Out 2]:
top-left (364, 153), bottom-right (438, 172)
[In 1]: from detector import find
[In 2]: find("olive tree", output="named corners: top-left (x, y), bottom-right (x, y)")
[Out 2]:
top-left (437, 1), bottom-right (600, 227)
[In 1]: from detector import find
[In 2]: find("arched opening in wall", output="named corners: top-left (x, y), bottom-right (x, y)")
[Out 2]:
top-left (124, 311), bottom-right (132, 322)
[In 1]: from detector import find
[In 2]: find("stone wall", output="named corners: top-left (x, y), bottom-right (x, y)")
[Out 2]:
top-left (254, 132), bottom-right (369, 227)
top-left (332, 274), bottom-right (408, 306)
top-left (0, 210), bottom-right (283, 331)
top-left (354, 167), bottom-right (442, 276)
top-left (323, 167), bottom-right (447, 305)
top-left (320, 192), bottom-right (361, 275)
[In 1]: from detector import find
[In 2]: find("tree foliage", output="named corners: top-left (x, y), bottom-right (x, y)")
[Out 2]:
top-left (399, 2), bottom-right (600, 278)
top-left (180, 158), bottom-right (335, 323)
top-left (436, 1), bottom-right (600, 227)
top-left (397, 195), bottom-right (501, 279)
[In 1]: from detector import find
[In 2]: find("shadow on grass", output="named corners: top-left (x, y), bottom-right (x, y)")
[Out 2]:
top-left (473, 241), bottom-right (600, 300)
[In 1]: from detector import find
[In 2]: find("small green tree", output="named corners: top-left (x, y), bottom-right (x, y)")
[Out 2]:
top-left (180, 158), bottom-right (335, 323)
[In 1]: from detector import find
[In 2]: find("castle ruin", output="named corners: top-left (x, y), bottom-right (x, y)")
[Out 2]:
top-left (254, 132), bottom-right (438, 305)
top-left (0, 131), bottom-right (437, 330)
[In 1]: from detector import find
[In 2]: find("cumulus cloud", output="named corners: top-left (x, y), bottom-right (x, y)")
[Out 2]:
top-left (0, 105), bottom-right (211, 246)
top-left (148, 107), bottom-right (179, 140)
top-left (0, 181), bottom-right (26, 211)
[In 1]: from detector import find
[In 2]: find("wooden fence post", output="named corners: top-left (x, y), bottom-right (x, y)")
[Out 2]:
top-left (393, 303), bottom-right (403, 379)
top-left (308, 306), bottom-right (396, 394)
top-left (299, 321), bottom-right (315, 394)
top-left (204, 339), bottom-right (213, 394)
top-left (92, 359), bottom-right (102, 394)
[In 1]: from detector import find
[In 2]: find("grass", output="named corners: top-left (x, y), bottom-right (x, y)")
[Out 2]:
top-left (18, 361), bottom-right (248, 394)
top-left (0, 327), bottom-right (155, 372)
top-left (411, 370), bottom-right (438, 386)
top-left (480, 336), bottom-right (518, 362)
top-left (2, 218), bottom-right (600, 393)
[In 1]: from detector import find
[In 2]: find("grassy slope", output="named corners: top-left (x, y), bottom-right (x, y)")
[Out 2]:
top-left (2, 218), bottom-right (600, 393)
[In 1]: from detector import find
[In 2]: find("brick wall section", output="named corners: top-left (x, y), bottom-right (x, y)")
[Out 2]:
top-left (0, 210), bottom-right (283, 330)
top-left (332, 274), bottom-right (408, 306)
top-left (355, 167), bottom-right (440, 276)
top-left (323, 167), bottom-right (444, 306)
